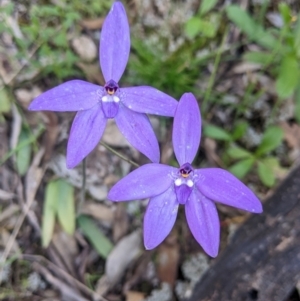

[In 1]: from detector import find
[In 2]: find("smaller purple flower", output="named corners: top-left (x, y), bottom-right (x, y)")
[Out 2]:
top-left (108, 93), bottom-right (262, 257)
top-left (29, 2), bottom-right (177, 168)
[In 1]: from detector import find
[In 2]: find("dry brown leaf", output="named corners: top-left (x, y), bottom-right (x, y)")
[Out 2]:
top-left (113, 203), bottom-right (129, 242)
top-left (232, 62), bottom-right (261, 74)
top-left (125, 291), bottom-right (145, 301)
top-left (52, 230), bottom-right (79, 277)
top-left (25, 147), bottom-right (45, 204)
top-left (72, 35), bottom-right (97, 62)
top-left (42, 112), bottom-right (59, 163)
top-left (280, 121), bottom-right (300, 149)
top-left (0, 189), bottom-right (14, 202)
top-left (0, 228), bottom-right (20, 253)
top-left (15, 86), bottom-right (42, 109)
top-left (80, 18), bottom-right (104, 30)
top-left (77, 62), bottom-right (104, 85)
top-left (156, 230), bottom-right (179, 286)
top-left (105, 230), bottom-right (142, 286)
top-left (102, 119), bottom-right (131, 147)
top-left (0, 204), bottom-right (19, 223)
top-left (203, 137), bottom-right (223, 167)
top-left (81, 202), bottom-right (114, 225)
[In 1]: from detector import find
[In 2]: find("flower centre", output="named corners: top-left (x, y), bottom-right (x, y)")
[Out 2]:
top-left (174, 163), bottom-right (194, 205)
top-left (179, 163), bottom-right (193, 178)
top-left (104, 79), bottom-right (118, 95)
top-left (101, 80), bottom-right (120, 118)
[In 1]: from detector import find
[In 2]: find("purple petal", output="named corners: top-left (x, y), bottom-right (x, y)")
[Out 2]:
top-left (120, 86), bottom-right (178, 117)
top-left (28, 80), bottom-right (100, 111)
top-left (173, 93), bottom-right (201, 165)
top-left (67, 104), bottom-right (107, 168)
top-left (108, 163), bottom-right (176, 201)
top-left (144, 186), bottom-right (179, 249)
top-left (100, 2), bottom-right (130, 83)
top-left (115, 104), bottom-right (160, 163)
top-left (174, 184), bottom-right (193, 205)
top-left (195, 168), bottom-right (263, 213)
top-left (185, 189), bottom-right (220, 257)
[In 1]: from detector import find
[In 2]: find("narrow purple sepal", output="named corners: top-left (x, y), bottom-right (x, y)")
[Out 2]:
top-left (108, 163), bottom-right (176, 201)
top-left (144, 186), bottom-right (179, 250)
top-left (28, 80), bottom-right (100, 112)
top-left (100, 2), bottom-right (130, 83)
top-left (115, 104), bottom-right (160, 163)
top-left (195, 168), bottom-right (263, 213)
top-left (67, 104), bottom-right (107, 168)
top-left (185, 189), bottom-right (220, 257)
top-left (173, 93), bottom-right (201, 165)
top-left (121, 86), bottom-right (178, 117)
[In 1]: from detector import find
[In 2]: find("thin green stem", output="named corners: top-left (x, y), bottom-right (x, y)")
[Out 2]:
top-left (100, 141), bottom-right (140, 168)
top-left (77, 158), bottom-right (86, 216)
top-left (202, 27), bottom-right (228, 113)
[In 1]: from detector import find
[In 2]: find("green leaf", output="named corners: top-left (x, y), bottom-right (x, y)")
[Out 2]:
top-left (16, 128), bottom-right (32, 176)
top-left (232, 121), bottom-right (248, 140)
top-left (295, 85), bottom-right (300, 123)
top-left (78, 215), bottom-right (113, 258)
top-left (276, 55), bottom-right (300, 98)
top-left (198, 18), bottom-right (218, 38)
top-left (227, 146), bottom-right (252, 159)
top-left (257, 161), bottom-right (275, 187)
top-left (53, 31), bottom-right (68, 48)
top-left (243, 51), bottom-right (273, 66)
top-left (256, 126), bottom-right (284, 156)
top-left (229, 157), bottom-right (255, 179)
top-left (56, 179), bottom-right (75, 235)
top-left (262, 156), bottom-right (288, 179)
top-left (226, 5), bottom-right (277, 49)
top-left (0, 88), bottom-right (11, 113)
top-left (199, 0), bottom-right (218, 16)
top-left (184, 17), bottom-right (202, 39)
top-left (279, 3), bottom-right (291, 25)
top-left (42, 181), bottom-right (58, 247)
top-left (203, 124), bottom-right (232, 141)
top-left (294, 13), bottom-right (300, 57)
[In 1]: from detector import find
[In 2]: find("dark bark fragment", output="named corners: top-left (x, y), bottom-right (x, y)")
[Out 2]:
top-left (188, 166), bottom-right (300, 301)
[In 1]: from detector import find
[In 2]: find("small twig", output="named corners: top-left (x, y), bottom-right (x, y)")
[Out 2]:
top-left (32, 262), bottom-right (90, 301)
top-left (0, 148), bottom-right (45, 268)
top-left (77, 158), bottom-right (87, 216)
top-left (22, 254), bottom-right (109, 301)
top-left (202, 27), bottom-right (229, 113)
top-left (100, 141), bottom-right (140, 168)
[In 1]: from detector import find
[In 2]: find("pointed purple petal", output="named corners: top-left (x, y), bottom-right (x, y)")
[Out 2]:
top-left (144, 186), bottom-right (178, 249)
top-left (185, 189), bottom-right (220, 257)
top-left (121, 86), bottom-right (178, 117)
top-left (28, 80), bottom-right (101, 111)
top-left (195, 168), bottom-right (263, 213)
top-left (108, 163), bottom-right (176, 201)
top-left (100, 2), bottom-right (130, 83)
top-left (67, 105), bottom-right (107, 168)
top-left (115, 104), bottom-right (160, 163)
top-left (172, 93), bottom-right (201, 165)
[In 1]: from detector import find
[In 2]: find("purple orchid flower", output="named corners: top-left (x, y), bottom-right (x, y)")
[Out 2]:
top-left (108, 93), bottom-right (262, 257)
top-left (29, 2), bottom-right (177, 168)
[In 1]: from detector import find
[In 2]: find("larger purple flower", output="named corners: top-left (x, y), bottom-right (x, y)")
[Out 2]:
top-left (29, 2), bottom-right (177, 168)
top-left (108, 93), bottom-right (262, 257)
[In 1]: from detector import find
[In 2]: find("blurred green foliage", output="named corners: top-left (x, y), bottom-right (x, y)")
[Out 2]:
top-left (227, 3), bottom-right (300, 121)
top-left (0, 0), bottom-right (112, 81)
